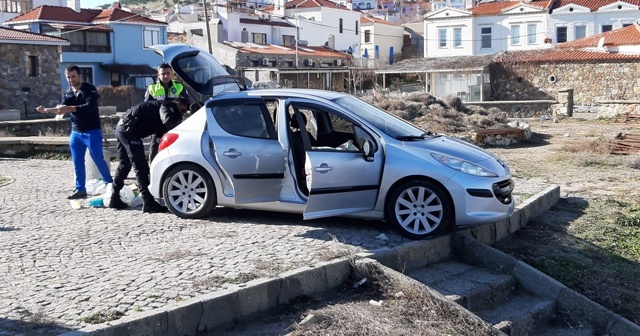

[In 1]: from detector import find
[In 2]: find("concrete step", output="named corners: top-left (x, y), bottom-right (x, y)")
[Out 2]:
top-left (476, 293), bottom-right (555, 336)
top-left (407, 260), bottom-right (516, 311)
top-left (534, 324), bottom-right (595, 336)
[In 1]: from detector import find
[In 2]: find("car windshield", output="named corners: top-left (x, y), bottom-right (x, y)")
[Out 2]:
top-left (331, 95), bottom-right (428, 139)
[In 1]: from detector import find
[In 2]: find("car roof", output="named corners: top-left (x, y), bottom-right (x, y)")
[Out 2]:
top-left (212, 89), bottom-right (349, 102)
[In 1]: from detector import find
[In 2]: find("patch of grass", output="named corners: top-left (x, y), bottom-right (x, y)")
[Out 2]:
top-left (77, 310), bottom-right (124, 324)
top-left (193, 275), bottom-right (227, 289)
top-left (315, 234), bottom-right (362, 262)
top-left (0, 176), bottom-right (7, 186)
top-left (560, 136), bottom-right (610, 154)
top-left (0, 129), bottom-right (14, 137)
top-left (227, 272), bottom-right (258, 284)
top-left (3, 151), bottom-right (71, 160)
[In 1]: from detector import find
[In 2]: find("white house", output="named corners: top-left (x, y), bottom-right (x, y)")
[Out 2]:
top-left (0, 0), bottom-right (67, 24)
top-left (360, 14), bottom-right (404, 65)
top-left (430, 0), bottom-right (474, 11)
top-left (424, 0), bottom-right (640, 58)
top-left (549, 0), bottom-right (640, 45)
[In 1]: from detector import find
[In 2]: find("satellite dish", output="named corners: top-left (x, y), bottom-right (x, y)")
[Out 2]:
top-left (597, 37), bottom-right (605, 49)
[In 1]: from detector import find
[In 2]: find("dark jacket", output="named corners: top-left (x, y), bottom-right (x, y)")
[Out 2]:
top-left (61, 82), bottom-right (101, 133)
top-left (120, 100), bottom-right (183, 139)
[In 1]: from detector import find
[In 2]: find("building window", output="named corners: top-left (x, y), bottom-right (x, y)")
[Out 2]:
top-left (481, 27), bottom-right (491, 48)
top-left (78, 67), bottom-right (93, 84)
top-left (143, 28), bottom-right (160, 48)
top-left (339, 18), bottom-right (343, 33)
top-left (511, 25), bottom-right (520, 45)
top-left (453, 28), bottom-right (462, 47)
top-left (574, 25), bottom-right (586, 39)
top-left (28, 55), bottom-right (38, 77)
top-left (556, 26), bottom-right (567, 43)
top-left (61, 30), bottom-right (111, 53)
top-left (527, 24), bottom-right (537, 44)
top-left (364, 29), bottom-right (371, 43)
top-left (252, 33), bottom-right (267, 44)
top-left (355, 21), bottom-right (358, 35)
top-left (602, 24), bottom-right (612, 33)
top-left (0, 0), bottom-right (32, 13)
top-left (283, 35), bottom-right (295, 46)
top-left (438, 28), bottom-right (447, 48)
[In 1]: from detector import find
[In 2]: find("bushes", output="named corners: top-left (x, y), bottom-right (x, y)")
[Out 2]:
top-left (97, 85), bottom-right (145, 112)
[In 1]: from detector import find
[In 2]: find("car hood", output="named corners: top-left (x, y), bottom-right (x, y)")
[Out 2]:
top-left (395, 135), bottom-right (508, 175)
top-left (149, 44), bottom-right (240, 96)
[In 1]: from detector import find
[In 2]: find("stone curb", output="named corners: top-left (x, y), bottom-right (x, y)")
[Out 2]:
top-left (58, 183), bottom-right (639, 336)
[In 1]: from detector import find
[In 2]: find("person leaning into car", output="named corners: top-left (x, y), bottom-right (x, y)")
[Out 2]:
top-left (108, 98), bottom-right (189, 213)
top-left (36, 64), bottom-right (114, 200)
top-left (145, 63), bottom-right (189, 163)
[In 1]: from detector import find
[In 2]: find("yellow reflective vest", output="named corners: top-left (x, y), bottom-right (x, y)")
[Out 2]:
top-left (147, 81), bottom-right (185, 101)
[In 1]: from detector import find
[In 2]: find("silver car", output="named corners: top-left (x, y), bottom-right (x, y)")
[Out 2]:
top-left (148, 44), bottom-right (515, 239)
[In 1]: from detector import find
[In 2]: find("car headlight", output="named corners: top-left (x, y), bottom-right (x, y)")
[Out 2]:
top-left (431, 153), bottom-right (498, 177)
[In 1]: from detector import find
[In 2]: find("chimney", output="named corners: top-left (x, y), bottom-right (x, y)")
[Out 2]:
top-left (111, 2), bottom-right (121, 9)
top-left (346, 0), bottom-right (353, 10)
top-left (241, 28), bottom-right (249, 43)
top-left (274, 0), bottom-right (285, 17)
top-left (67, 0), bottom-right (80, 12)
top-left (327, 34), bottom-right (335, 49)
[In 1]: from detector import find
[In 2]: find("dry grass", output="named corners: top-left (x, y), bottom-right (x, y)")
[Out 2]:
top-left (315, 234), bottom-right (362, 262)
top-left (0, 129), bottom-right (14, 137)
top-left (287, 262), bottom-right (499, 336)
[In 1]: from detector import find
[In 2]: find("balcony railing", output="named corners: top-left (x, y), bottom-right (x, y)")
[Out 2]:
top-left (62, 45), bottom-right (111, 53)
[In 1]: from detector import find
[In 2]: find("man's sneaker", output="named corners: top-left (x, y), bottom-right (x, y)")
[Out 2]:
top-left (142, 200), bottom-right (168, 213)
top-left (67, 190), bottom-right (87, 200)
top-left (109, 196), bottom-right (129, 210)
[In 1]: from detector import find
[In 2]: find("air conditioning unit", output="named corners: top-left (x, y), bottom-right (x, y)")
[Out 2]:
top-left (305, 59), bottom-right (315, 67)
top-left (334, 59), bottom-right (342, 66)
top-left (260, 58), bottom-right (269, 66)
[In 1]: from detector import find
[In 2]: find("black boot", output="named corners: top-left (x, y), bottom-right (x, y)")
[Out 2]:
top-left (109, 193), bottom-right (129, 210)
top-left (141, 191), bottom-right (167, 213)
top-left (142, 199), bottom-right (168, 213)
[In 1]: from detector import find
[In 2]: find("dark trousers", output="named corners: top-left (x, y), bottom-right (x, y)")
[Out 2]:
top-left (113, 125), bottom-right (153, 202)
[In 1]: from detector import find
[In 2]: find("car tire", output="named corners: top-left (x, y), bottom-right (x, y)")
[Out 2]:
top-left (386, 180), bottom-right (452, 240)
top-left (162, 163), bottom-right (217, 219)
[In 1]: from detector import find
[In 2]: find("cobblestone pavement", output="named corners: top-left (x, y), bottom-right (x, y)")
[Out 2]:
top-left (0, 158), bottom-right (543, 335)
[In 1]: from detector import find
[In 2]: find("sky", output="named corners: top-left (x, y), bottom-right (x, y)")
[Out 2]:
top-left (81, 0), bottom-right (112, 9)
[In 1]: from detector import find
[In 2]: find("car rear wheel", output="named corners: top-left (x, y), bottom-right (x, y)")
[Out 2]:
top-left (162, 163), bottom-right (217, 219)
top-left (387, 180), bottom-right (452, 240)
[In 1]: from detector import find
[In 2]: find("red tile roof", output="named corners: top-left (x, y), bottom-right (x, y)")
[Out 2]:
top-left (6, 5), bottom-right (165, 26)
top-left (6, 5), bottom-right (100, 23)
top-left (0, 26), bottom-right (69, 44)
top-left (224, 42), bottom-right (349, 58)
top-left (552, 0), bottom-right (640, 12)
top-left (502, 49), bottom-right (640, 62)
top-left (361, 15), bottom-right (400, 26)
top-left (285, 0), bottom-right (353, 12)
top-left (470, 0), bottom-right (552, 15)
top-left (92, 7), bottom-right (166, 25)
top-left (556, 23), bottom-right (640, 48)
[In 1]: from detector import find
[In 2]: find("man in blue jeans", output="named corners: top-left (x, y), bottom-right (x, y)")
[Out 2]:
top-left (37, 65), bottom-right (113, 199)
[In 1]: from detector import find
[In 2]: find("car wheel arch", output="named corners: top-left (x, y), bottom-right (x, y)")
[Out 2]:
top-left (157, 161), bottom-right (220, 200)
top-left (383, 175), bottom-right (456, 230)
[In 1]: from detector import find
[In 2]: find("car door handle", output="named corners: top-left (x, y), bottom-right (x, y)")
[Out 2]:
top-left (223, 149), bottom-right (242, 158)
top-left (314, 163), bottom-right (332, 173)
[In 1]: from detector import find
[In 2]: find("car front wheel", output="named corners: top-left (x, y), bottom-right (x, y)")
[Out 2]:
top-left (162, 163), bottom-right (217, 219)
top-left (387, 180), bottom-right (452, 239)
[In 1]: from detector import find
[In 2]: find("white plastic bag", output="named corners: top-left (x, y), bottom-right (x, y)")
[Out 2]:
top-left (103, 184), bottom-right (135, 207)
top-left (86, 179), bottom-right (107, 196)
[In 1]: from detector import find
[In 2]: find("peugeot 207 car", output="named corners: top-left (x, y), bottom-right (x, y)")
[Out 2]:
top-left (148, 44), bottom-right (515, 239)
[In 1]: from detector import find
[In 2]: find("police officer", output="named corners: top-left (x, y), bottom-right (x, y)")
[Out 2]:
top-left (109, 98), bottom-right (190, 213)
top-left (145, 63), bottom-right (190, 163)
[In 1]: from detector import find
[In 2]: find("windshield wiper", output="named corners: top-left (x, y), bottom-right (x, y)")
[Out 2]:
top-left (395, 132), bottom-right (433, 141)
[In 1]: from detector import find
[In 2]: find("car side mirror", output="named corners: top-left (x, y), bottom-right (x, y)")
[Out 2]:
top-left (362, 138), bottom-right (374, 162)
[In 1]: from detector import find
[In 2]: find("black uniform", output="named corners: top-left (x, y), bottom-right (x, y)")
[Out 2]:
top-left (113, 100), bottom-right (183, 206)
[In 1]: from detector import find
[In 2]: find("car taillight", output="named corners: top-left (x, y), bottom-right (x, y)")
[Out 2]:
top-left (158, 133), bottom-right (179, 152)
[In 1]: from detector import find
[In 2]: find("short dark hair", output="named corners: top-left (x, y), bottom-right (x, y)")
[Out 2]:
top-left (158, 63), bottom-right (172, 71)
top-left (173, 97), bottom-right (189, 107)
top-left (65, 64), bottom-right (81, 74)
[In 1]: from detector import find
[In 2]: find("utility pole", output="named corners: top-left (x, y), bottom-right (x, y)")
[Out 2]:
top-left (202, 0), bottom-right (213, 54)
top-left (295, 5), bottom-right (299, 68)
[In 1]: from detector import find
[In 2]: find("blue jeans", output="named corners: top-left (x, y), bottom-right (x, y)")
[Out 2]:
top-left (70, 129), bottom-right (113, 191)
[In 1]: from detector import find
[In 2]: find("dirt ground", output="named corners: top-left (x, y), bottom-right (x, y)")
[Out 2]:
top-left (218, 117), bottom-right (640, 335)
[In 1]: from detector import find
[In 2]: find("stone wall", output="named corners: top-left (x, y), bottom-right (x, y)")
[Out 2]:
top-left (465, 100), bottom-right (556, 118)
top-left (491, 61), bottom-right (640, 104)
top-left (0, 115), bottom-right (121, 137)
top-left (0, 43), bottom-right (63, 119)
